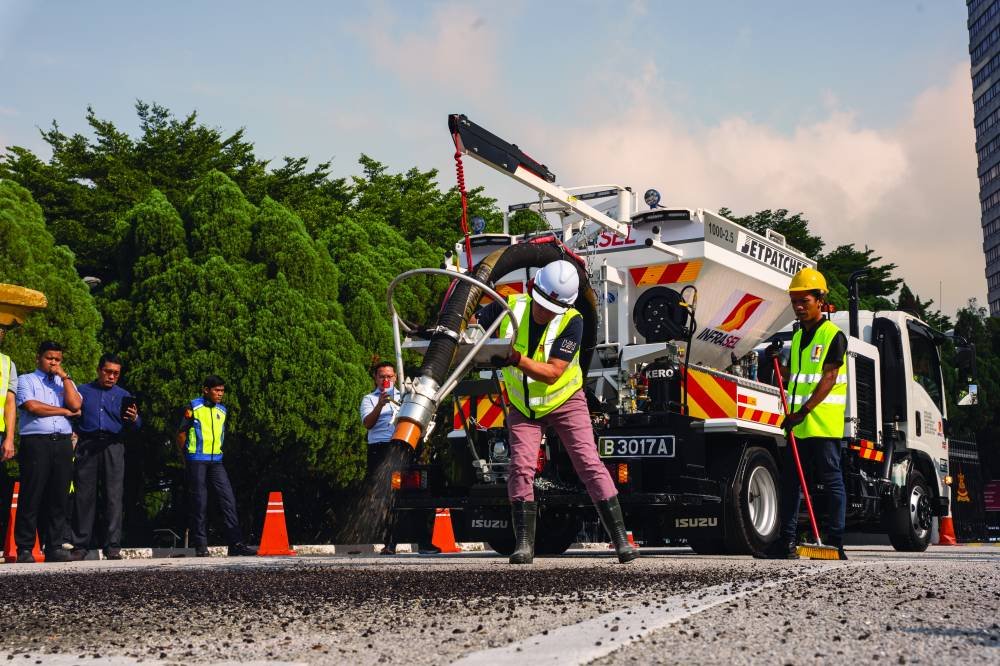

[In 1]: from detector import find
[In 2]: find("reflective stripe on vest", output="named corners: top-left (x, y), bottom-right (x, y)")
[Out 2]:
top-left (188, 399), bottom-right (227, 458)
top-left (789, 319), bottom-right (847, 439)
top-left (499, 294), bottom-right (583, 419)
top-left (0, 354), bottom-right (9, 433)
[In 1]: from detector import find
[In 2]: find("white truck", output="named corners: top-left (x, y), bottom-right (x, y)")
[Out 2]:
top-left (385, 114), bottom-right (976, 556)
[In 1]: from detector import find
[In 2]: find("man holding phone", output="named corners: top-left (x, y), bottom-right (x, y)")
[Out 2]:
top-left (360, 361), bottom-right (439, 555)
top-left (70, 353), bottom-right (141, 560)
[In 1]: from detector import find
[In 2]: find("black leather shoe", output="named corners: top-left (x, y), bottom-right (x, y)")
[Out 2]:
top-left (69, 548), bottom-right (88, 562)
top-left (45, 548), bottom-right (72, 563)
top-left (195, 546), bottom-right (210, 557)
top-left (16, 549), bottom-right (35, 564)
top-left (103, 549), bottom-right (123, 560)
top-left (417, 543), bottom-right (441, 555)
top-left (229, 543), bottom-right (258, 557)
top-left (763, 539), bottom-right (799, 560)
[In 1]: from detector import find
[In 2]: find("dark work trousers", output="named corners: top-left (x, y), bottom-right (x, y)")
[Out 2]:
top-left (365, 442), bottom-right (434, 548)
top-left (15, 434), bottom-right (74, 552)
top-left (72, 435), bottom-right (125, 553)
top-left (779, 437), bottom-right (847, 545)
top-left (185, 460), bottom-right (243, 547)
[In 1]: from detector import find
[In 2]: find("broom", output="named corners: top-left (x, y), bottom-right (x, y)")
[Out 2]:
top-left (772, 357), bottom-right (841, 560)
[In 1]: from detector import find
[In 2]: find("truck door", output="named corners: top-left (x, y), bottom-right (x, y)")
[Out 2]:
top-left (873, 317), bottom-right (906, 430)
top-left (904, 321), bottom-right (948, 459)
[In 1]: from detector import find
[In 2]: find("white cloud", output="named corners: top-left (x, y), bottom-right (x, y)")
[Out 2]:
top-left (528, 63), bottom-right (985, 315)
top-left (356, 3), bottom-right (499, 97)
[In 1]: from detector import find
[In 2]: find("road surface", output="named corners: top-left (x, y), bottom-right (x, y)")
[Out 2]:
top-left (0, 545), bottom-right (997, 664)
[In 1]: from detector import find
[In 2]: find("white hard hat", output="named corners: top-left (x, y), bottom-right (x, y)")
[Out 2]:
top-left (531, 260), bottom-right (579, 314)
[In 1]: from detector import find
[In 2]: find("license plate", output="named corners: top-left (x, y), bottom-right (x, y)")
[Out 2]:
top-left (597, 436), bottom-right (675, 458)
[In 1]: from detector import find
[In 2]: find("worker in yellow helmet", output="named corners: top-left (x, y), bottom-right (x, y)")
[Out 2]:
top-left (766, 267), bottom-right (849, 560)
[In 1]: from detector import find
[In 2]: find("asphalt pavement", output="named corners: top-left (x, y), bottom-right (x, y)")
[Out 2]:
top-left (0, 545), bottom-right (996, 665)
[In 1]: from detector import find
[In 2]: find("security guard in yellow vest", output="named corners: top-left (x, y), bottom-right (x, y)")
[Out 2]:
top-left (768, 268), bottom-right (849, 560)
top-left (175, 375), bottom-right (257, 557)
top-left (476, 260), bottom-right (638, 565)
top-left (0, 325), bottom-right (18, 463)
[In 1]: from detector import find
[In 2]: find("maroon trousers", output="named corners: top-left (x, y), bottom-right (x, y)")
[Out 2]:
top-left (506, 392), bottom-right (616, 503)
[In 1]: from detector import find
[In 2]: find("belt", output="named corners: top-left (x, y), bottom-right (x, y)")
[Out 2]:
top-left (23, 433), bottom-right (72, 441)
top-left (79, 430), bottom-right (120, 440)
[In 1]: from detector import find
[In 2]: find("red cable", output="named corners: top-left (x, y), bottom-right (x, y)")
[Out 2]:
top-left (452, 133), bottom-right (474, 273)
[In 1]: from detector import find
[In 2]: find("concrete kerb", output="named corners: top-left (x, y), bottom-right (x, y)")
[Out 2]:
top-left (103, 543), bottom-right (494, 559)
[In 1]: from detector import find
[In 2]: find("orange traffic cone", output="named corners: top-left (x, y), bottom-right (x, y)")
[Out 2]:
top-left (431, 508), bottom-right (461, 553)
top-left (4, 482), bottom-right (44, 563)
top-left (608, 531), bottom-right (637, 550)
top-left (938, 515), bottom-right (957, 546)
top-left (257, 491), bottom-right (296, 556)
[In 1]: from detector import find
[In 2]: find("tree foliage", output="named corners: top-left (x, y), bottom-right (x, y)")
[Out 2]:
top-left (0, 180), bottom-right (101, 378)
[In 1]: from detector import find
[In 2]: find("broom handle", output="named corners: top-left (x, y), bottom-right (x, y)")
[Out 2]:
top-left (772, 357), bottom-right (823, 546)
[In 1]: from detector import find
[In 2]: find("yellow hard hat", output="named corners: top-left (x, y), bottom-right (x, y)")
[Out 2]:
top-left (787, 267), bottom-right (827, 294)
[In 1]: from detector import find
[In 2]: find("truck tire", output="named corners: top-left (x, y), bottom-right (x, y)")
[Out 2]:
top-left (887, 470), bottom-right (932, 552)
top-left (726, 446), bottom-right (781, 557)
top-left (486, 537), bottom-right (516, 557)
top-left (536, 516), bottom-right (582, 556)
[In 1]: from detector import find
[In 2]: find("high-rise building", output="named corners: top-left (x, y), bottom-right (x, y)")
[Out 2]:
top-left (969, 0), bottom-right (1000, 315)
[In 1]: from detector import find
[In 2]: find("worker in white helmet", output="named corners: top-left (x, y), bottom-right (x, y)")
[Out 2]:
top-left (475, 259), bottom-right (638, 564)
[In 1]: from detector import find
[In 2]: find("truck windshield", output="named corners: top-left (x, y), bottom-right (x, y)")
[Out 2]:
top-left (908, 329), bottom-right (943, 411)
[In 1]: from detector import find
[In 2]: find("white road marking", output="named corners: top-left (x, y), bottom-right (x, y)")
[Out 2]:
top-left (452, 564), bottom-right (847, 665)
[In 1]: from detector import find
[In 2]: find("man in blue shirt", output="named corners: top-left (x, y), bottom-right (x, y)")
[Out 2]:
top-left (15, 340), bottom-right (82, 563)
top-left (175, 375), bottom-right (256, 557)
top-left (70, 354), bottom-right (141, 560)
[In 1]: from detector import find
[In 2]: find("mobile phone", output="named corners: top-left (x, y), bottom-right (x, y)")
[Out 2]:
top-left (120, 397), bottom-right (138, 419)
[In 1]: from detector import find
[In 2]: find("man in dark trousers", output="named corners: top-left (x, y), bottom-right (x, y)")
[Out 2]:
top-left (70, 353), bottom-right (141, 560)
top-left (766, 267), bottom-right (849, 561)
top-left (175, 375), bottom-right (256, 557)
top-left (15, 340), bottom-right (82, 563)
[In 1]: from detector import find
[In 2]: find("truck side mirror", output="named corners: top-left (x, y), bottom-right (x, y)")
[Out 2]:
top-left (957, 384), bottom-right (978, 406)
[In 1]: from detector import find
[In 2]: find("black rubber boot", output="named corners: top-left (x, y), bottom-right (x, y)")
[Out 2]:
top-left (509, 501), bottom-right (537, 564)
top-left (595, 496), bottom-right (639, 563)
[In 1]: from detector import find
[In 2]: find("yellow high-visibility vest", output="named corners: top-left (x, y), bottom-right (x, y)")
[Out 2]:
top-left (499, 294), bottom-right (583, 419)
top-left (789, 320), bottom-right (847, 439)
top-left (0, 354), bottom-right (10, 433)
top-left (187, 398), bottom-right (227, 460)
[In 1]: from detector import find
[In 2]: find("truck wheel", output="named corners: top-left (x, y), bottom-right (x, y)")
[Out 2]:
top-left (887, 470), bottom-right (932, 552)
top-left (486, 537), bottom-right (516, 557)
top-left (536, 516), bottom-right (581, 556)
top-left (726, 447), bottom-right (781, 557)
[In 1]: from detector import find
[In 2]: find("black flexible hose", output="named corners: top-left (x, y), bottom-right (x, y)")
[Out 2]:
top-left (418, 239), bottom-right (598, 387)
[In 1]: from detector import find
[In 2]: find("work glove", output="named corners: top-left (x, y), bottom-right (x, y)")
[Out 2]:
top-left (782, 409), bottom-right (808, 432)
top-left (490, 350), bottom-right (521, 368)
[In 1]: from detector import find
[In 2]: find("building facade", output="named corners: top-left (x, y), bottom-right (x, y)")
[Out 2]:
top-left (970, 0), bottom-right (1000, 315)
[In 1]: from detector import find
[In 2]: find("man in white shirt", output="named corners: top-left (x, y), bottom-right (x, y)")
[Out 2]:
top-left (360, 362), bottom-right (438, 555)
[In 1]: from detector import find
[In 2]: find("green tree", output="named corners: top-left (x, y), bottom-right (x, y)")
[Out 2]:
top-left (0, 180), bottom-right (101, 378)
top-left (818, 244), bottom-right (900, 310)
top-left (896, 283), bottom-right (951, 331)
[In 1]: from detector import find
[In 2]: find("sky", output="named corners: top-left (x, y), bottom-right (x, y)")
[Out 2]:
top-left (0, 0), bottom-right (987, 315)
